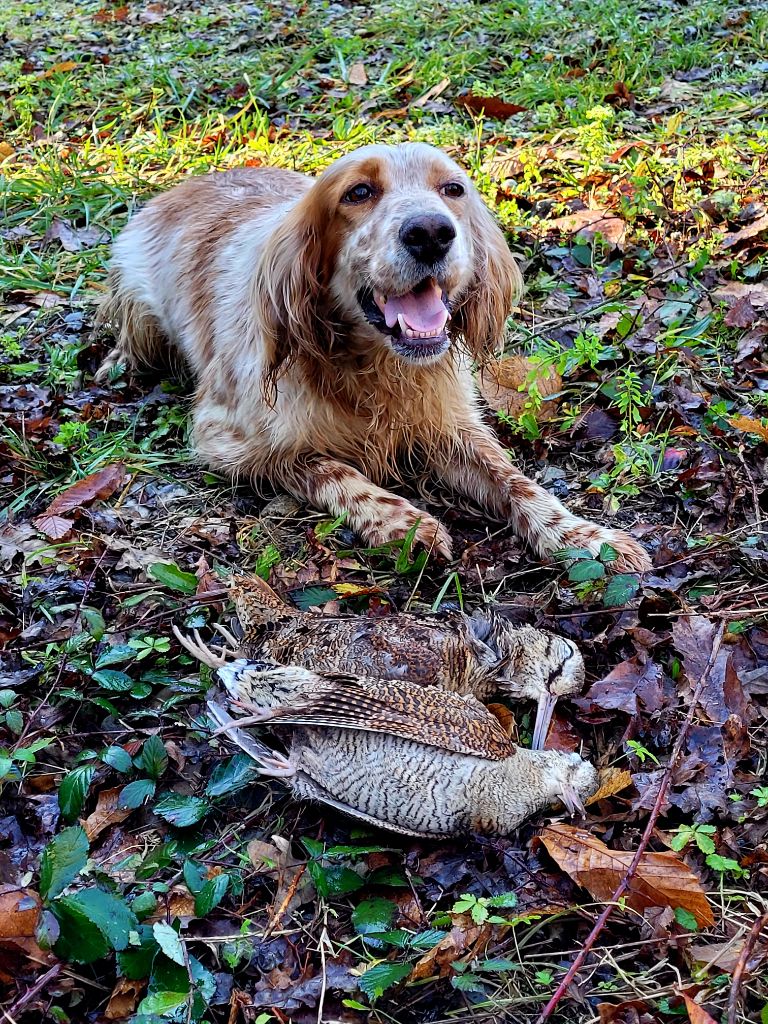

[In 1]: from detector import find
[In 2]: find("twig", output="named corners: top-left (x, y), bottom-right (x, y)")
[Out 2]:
top-left (727, 908), bottom-right (768, 1024)
top-left (535, 621), bottom-right (726, 1023)
top-left (2, 964), bottom-right (62, 1021)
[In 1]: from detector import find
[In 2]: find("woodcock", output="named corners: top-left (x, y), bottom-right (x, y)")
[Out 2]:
top-left (185, 574), bottom-right (586, 749)
top-left (202, 656), bottom-right (599, 837)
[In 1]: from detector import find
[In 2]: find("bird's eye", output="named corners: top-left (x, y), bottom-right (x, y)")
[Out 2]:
top-left (343, 183), bottom-right (375, 204)
top-left (441, 182), bottom-right (465, 198)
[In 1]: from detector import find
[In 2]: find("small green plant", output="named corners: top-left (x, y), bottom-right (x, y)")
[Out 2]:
top-left (53, 419), bottom-right (90, 448)
top-left (670, 823), bottom-right (716, 854)
top-left (751, 787), bottom-right (768, 808)
top-left (534, 969), bottom-right (555, 986)
top-left (554, 543), bottom-right (641, 607)
top-left (451, 891), bottom-right (518, 925)
top-left (626, 740), bottom-right (660, 766)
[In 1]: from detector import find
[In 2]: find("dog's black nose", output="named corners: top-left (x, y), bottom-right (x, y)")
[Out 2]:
top-left (399, 214), bottom-right (456, 264)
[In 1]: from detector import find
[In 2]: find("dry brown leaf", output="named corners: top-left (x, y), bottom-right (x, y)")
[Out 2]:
top-left (46, 464), bottom-right (126, 515)
top-left (681, 992), bottom-right (718, 1024)
top-left (0, 142), bottom-right (14, 161)
top-left (33, 514), bottom-right (74, 540)
top-left (546, 208), bottom-right (627, 249)
top-left (587, 768), bottom-right (634, 805)
top-left (456, 91), bottom-right (526, 118)
top-left (723, 294), bottom-right (757, 328)
top-left (597, 998), bottom-right (656, 1024)
top-left (539, 824), bottom-right (714, 927)
top-left (82, 787), bottom-right (132, 841)
top-left (688, 938), bottom-right (752, 974)
top-left (477, 355), bottom-right (561, 420)
top-left (712, 281), bottom-right (768, 309)
top-left (0, 886), bottom-right (41, 940)
top-left (722, 213), bottom-right (768, 249)
top-left (105, 977), bottom-right (145, 1020)
top-left (139, 2), bottom-right (167, 23)
top-left (486, 703), bottom-right (517, 740)
top-left (37, 61), bottom-right (78, 78)
top-left (729, 415), bottom-right (768, 444)
top-left (348, 62), bottom-right (368, 86)
top-left (145, 885), bottom-right (196, 923)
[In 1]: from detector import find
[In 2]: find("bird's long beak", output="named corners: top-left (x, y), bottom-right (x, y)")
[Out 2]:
top-left (559, 782), bottom-right (586, 817)
top-left (531, 693), bottom-right (558, 750)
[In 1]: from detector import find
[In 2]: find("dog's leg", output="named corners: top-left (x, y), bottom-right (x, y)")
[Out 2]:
top-left (286, 457), bottom-right (453, 558)
top-left (430, 427), bottom-right (650, 572)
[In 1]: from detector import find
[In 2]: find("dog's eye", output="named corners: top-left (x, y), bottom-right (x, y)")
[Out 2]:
top-left (343, 183), bottom-right (375, 204)
top-left (441, 182), bottom-right (465, 198)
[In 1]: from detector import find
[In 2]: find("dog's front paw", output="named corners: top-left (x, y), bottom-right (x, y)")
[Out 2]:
top-left (558, 524), bottom-right (651, 574)
top-left (365, 506), bottom-right (453, 560)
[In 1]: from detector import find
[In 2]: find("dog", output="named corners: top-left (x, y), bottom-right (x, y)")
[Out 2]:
top-left (98, 142), bottom-right (649, 571)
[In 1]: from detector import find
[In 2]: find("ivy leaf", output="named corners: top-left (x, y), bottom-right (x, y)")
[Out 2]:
top-left (603, 573), bottom-right (641, 608)
top-left (58, 765), bottom-right (95, 822)
top-left (39, 825), bottom-right (89, 900)
top-left (568, 559), bottom-right (606, 583)
top-left (95, 644), bottom-right (136, 668)
top-left (147, 562), bottom-right (198, 595)
top-left (119, 778), bottom-right (156, 809)
top-left (194, 874), bottom-right (229, 917)
top-left (154, 793), bottom-right (209, 827)
top-left (139, 735), bottom-right (168, 780)
top-left (358, 961), bottom-right (411, 999)
top-left (153, 920), bottom-right (186, 966)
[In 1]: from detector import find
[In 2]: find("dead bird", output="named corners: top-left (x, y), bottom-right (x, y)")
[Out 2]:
top-left (206, 658), bottom-right (599, 838)
top-left (179, 573), bottom-right (585, 749)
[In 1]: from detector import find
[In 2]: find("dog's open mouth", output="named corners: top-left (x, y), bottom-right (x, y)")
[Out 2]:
top-left (358, 278), bottom-right (451, 360)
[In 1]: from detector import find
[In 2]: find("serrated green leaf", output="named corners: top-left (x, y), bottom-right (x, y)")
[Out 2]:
top-left (39, 825), bottom-right (89, 900)
top-left (153, 920), bottom-right (186, 965)
top-left (35, 909), bottom-right (59, 950)
top-left (452, 972), bottom-right (487, 992)
top-left (154, 793), bottom-right (209, 827)
top-left (92, 668), bottom-right (134, 691)
top-left (470, 902), bottom-right (489, 924)
top-left (147, 562), bottom-right (198, 595)
top-left (117, 925), bottom-right (158, 978)
top-left (568, 559), bottom-right (606, 583)
top-left (307, 861), bottom-right (364, 898)
top-left (553, 546), bottom-right (594, 562)
top-left (137, 991), bottom-right (188, 1015)
top-left (53, 888), bottom-right (138, 962)
top-left (673, 907), bottom-right (699, 932)
top-left (603, 573), bottom-right (640, 608)
top-left (486, 892), bottom-right (518, 908)
top-left (5, 708), bottom-right (23, 734)
top-left (0, 689), bottom-right (16, 709)
top-left (194, 874), bottom-right (229, 917)
top-left (0, 756), bottom-right (13, 780)
top-left (695, 833), bottom-right (716, 855)
top-left (353, 897), bottom-right (396, 937)
top-left (140, 735), bottom-right (168, 779)
top-left (479, 957), bottom-right (518, 972)
top-left (358, 961), bottom-right (411, 999)
top-left (410, 929), bottom-right (448, 949)
top-left (205, 754), bottom-right (259, 797)
top-left (131, 891), bottom-right (158, 919)
top-left (183, 860), bottom-right (205, 895)
top-left (95, 644), bottom-right (136, 668)
top-left (290, 585), bottom-right (338, 610)
top-left (58, 765), bottom-right (95, 822)
top-left (102, 745), bottom-right (133, 773)
top-left (119, 778), bottom-right (156, 809)
top-left (598, 543), bottom-right (619, 563)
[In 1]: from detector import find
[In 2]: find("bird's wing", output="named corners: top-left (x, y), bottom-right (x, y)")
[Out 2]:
top-left (256, 674), bottom-right (517, 760)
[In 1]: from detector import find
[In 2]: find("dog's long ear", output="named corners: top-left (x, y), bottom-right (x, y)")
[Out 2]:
top-left (453, 194), bottom-right (523, 364)
top-left (254, 177), bottom-right (339, 397)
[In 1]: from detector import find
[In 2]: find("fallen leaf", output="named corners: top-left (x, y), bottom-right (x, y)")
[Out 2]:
top-left (93, 5), bottom-right (129, 22)
top-left (348, 62), bottom-right (367, 86)
top-left (721, 213), bottom-right (768, 249)
top-left (587, 768), bottom-right (634, 805)
top-left (455, 91), bottom-right (526, 118)
top-left (729, 414), bottom-right (768, 444)
top-left (33, 514), bottom-right (74, 540)
top-left (712, 281), bottom-right (768, 309)
top-left (0, 142), bottom-right (14, 161)
top-left (681, 992), bottom-right (718, 1024)
top-left (410, 912), bottom-right (492, 980)
top-left (723, 295), bottom-right (758, 328)
top-left (597, 999), bottom-right (657, 1024)
top-left (139, 2), bottom-right (166, 23)
top-left (37, 61), bottom-right (78, 79)
top-left (546, 208), bottom-right (627, 249)
top-left (478, 355), bottom-right (562, 420)
top-left (0, 886), bottom-right (41, 941)
top-left (539, 824), bottom-right (714, 927)
top-left (688, 938), bottom-right (755, 974)
top-left (46, 464), bottom-right (126, 515)
top-left (44, 218), bottom-right (110, 253)
top-left (82, 787), bottom-right (132, 841)
top-left (105, 977), bottom-right (145, 1020)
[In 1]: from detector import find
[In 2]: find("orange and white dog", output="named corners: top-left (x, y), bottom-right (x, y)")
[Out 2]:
top-left (99, 142), bottom-right (649, 571)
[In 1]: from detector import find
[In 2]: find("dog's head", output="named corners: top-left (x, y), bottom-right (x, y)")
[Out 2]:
top-left (257, 142), bottom-right (522, 380)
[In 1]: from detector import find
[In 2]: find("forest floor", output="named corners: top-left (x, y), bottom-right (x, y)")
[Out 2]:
top-left (1, 1), bottom-right (768, 1022)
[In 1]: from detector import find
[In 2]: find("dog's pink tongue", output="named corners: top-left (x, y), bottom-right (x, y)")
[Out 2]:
top-left (384, 280), bottom-right (449, 334)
